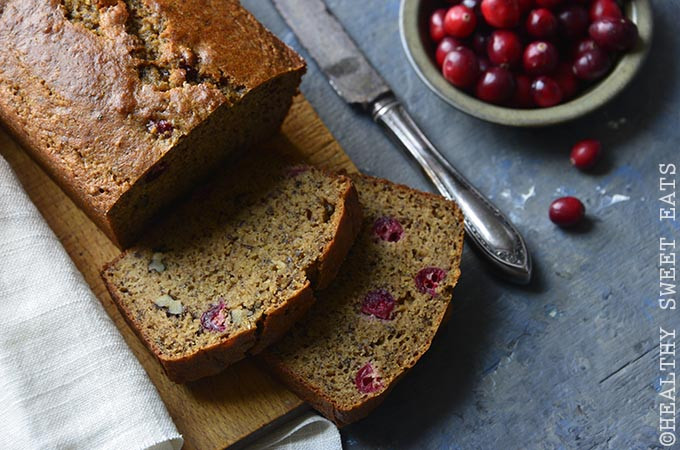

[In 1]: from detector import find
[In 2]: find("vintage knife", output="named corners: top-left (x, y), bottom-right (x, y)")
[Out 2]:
top-left (273, 0), bottom-right (532, 284)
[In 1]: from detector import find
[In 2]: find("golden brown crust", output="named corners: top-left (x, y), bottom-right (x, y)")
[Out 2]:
top-left (0, 0), bottom-right (305, 247)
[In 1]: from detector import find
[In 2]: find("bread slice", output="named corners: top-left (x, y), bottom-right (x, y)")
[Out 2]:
top-left (259, 175), bottom-right (465, 426)
top-left (101, 154), bottom-right (361, 383)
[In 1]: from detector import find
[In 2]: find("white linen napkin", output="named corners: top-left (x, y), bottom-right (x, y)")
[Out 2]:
top-left (0, 155), bottom-right (183, 450)
top-left (0, 154), bottom-right (342, 450)
top-left (245, 412), bottom-right (342, 450)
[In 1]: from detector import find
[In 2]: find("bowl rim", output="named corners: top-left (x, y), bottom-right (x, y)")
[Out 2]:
top-left (399, 0), bottom-right (653, 127)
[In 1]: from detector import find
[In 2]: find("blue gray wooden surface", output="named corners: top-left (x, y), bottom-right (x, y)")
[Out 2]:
top-left (244, 1), bottom-right (679, 448)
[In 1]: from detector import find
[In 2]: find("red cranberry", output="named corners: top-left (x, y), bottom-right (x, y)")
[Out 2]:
top-left (373, 216), bottom-right (404, 242)
top-left (415, 267), bottom-right (448, 296)
top-left (589, 0), bottom-right (623, 21)
top-left (557, 5), bottom-right (589, 40)
top-left (443, 47), bottom-right (479, 88)
top-left (574, 38), bottom-right (599, 56)
top-left (355, 363), bottom-right (383, 394)
top-left (481, 0), bottom-right (521, 29)
top-left (471, 32), bottom-right (489, 56)
top-left (572, 47), bottom-right (611, 80)
top-left (201, 299), bottom-right (227, 332)
top-left (147, 119), bottom-right (174, 137)
top-left (535, 0), bottom-right (563, 9)
top-left (553, 62), bottom-right (579, 100)
top-left (526, 8), bottom-right (558, 39)
top-left (549, 196), bottom-right (585, 227)
top-left (570, 139), bottom-right (601, 169)
top-left (430, 9), bottom-right (447, 43)
top-left (512, 74), bottom-right (534, 108)
top-left (444, 5), bottom-right (478, 38)
top-left (487, 30), bottom-right (523, 67)
top-left (523, 41), bottom-right (559, 75)
top-left (531, 76), bottom-right (562, 107)
top-left (589, 18), bottom-right (639, 52)
top-left (476, 67), bottom-right (515, 104)
top-left (436, 37), bottom-right (464, 67)
top-left (361, 289), bottom-right (396, 320)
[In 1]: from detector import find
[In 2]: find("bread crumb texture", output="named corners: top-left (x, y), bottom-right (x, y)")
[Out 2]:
top-left (263, 175), bottom-right (465, 422)
top-left (102, 156), bottom-right (350, 362)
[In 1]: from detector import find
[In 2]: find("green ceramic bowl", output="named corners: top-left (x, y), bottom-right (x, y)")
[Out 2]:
top-left (400, 0), bottom-right (653, 127)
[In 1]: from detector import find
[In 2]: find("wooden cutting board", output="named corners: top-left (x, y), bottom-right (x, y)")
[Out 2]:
top-left (0, 95), bottom-right (357, 449)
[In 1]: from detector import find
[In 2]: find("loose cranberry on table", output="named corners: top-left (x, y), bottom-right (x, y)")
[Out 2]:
top-left (481, 0), bottom-right (521, 28)
top-left (487, 30), bottom-right (523, 67)
top-left (429, 8), bottom-right (448, 43)
top-left (476, 67), bottom-right (516, 104)
top-left (549, 196), bottom-right (585, 227)
top-left (523, 41), bottom-right (559, 75)
top-left (436, 37), bottom-right (464, 67)
top-left (531, 76), bottom-right (563, 107)
top-left (526, 8), bottom-right (558, 39)
top-left (590, 0), bottom-right (623, 21)
top-left (589, 18), bottom-right (639, 52)
top-left (443, 47), bottom-right (479, 88)
top-left (444, 5), bottom-right (478, 38)
top-left (570, 139), bottom-right (601, 169)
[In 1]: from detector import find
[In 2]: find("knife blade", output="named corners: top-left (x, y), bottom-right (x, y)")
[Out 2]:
top-left (273, 0), bottom-right (532, 284)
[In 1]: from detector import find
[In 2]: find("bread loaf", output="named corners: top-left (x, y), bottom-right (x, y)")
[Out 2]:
top-left (0, 0), bottom-right (305, 247)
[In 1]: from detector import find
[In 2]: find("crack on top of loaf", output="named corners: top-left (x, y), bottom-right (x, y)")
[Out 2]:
top-left (58, 0), bottom-right (245, 101)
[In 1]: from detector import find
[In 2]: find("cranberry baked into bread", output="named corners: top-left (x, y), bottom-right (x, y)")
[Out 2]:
top-left (0, 0), bottom-right (305, 247)
top-left (101, 154), bottom-right (361, 382)
top-left (260, 175), bottom-right (465, 426)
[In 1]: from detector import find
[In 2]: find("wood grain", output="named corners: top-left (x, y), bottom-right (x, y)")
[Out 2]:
top-left (0, 95), bottom-right (357, 450)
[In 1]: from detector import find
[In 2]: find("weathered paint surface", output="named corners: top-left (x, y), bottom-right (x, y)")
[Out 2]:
top-left (245, 1), bottom-right (679, 448)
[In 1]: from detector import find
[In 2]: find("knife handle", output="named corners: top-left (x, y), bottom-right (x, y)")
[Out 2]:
top-left (370, 94), bottom-right (532, 284)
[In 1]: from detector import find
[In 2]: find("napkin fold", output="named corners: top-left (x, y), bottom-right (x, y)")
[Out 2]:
top-left (245, 412), bottom-right (342, 450)
top-left (0, 155), bottom-right (183, 450)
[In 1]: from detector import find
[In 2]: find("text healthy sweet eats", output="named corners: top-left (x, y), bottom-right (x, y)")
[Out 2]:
top-left (429, 0), bottom-right (639, 107)
top-left (261, 175), bottom-right (465, 426)
top-left (0, 0), bottom-right (305, 247)
top-left (102, 155), bottom-right (362, 382)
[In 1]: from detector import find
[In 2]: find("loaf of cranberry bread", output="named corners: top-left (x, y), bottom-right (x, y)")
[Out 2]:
top-left (260, 174), bottom-right (465, 426)
top-left (0, 1), bottom-right (305, 247)
top-left (101, 153), bottom-right (362, 382)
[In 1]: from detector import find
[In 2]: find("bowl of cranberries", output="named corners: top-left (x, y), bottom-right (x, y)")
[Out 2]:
top-left (400, 0), bottom-right (652, 126)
